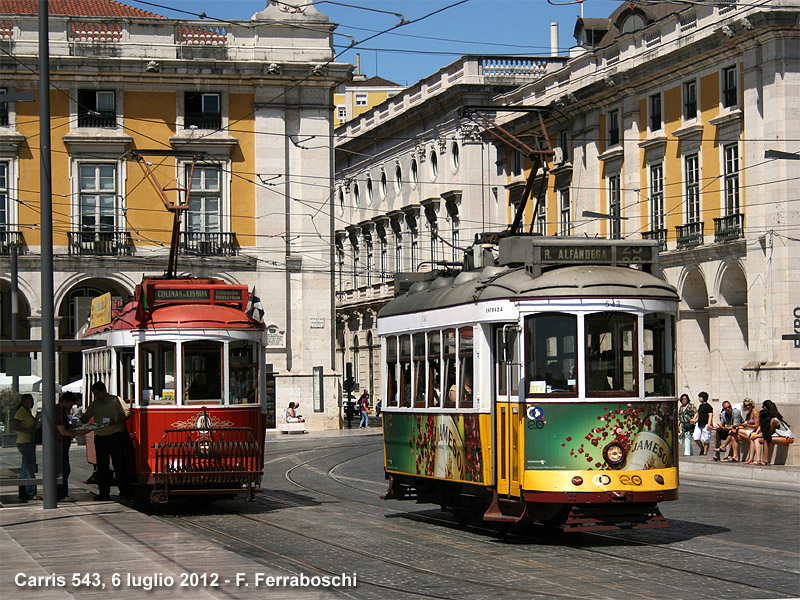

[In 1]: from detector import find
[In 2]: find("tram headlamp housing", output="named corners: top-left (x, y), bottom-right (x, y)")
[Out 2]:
top-left (571, 476), bottom-right (583, 486)
top-left (195, 439), bottom-right (212, 457)
top-left (603, 442), bottom-right (626, 467)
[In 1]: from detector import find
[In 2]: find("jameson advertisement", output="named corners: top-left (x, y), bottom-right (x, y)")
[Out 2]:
top-left (384, 413), bottom-right (484, 483)
top-left (524, 401), bottom-right (677, 471)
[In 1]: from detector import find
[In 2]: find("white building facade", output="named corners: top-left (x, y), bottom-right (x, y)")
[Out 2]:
top-left (493, 1), bottom-right (800, 460)
top-left (334, 56), bottom-right (567, 404)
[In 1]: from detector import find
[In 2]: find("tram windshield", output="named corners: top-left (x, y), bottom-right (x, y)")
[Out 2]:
top-left (184, 341), bottom-right (223, 404)
top-left (229, 341), bottom-right (259, 404)
top-left (644, 313), bottom-right (675, 397)
top-left (585, 313), bottom-right (637, 396)
top-left (140, 342), bottom-right (177, 405)
top-left (525, 313), bottom-right (578, 397)
top-left (522, 311), bottom-right (673, 398)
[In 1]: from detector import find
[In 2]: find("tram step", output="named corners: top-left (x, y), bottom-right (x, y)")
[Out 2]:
top-left (483, 493), bottom-right (527, 523)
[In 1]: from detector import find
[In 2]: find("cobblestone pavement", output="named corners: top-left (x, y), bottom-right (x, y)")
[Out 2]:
top-left (146, 435), bottom-right (799, 600)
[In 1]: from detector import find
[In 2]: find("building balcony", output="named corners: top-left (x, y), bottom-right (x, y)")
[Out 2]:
top-left (0, 230), bottom-right (22, 254)
top-left (675, 222), bottom-right (704, 250)
top-left (67, 229), bottom-right (132, 256)
top-left (713, 212), bottom-right (744, 243)
top-left (184, 111), bottom-right (222, 130)
top-left (77, 110), bottom-right (117, 128)
top-left (642, 229), bottom-right (667, 252)
top-left (179, 231), bottom-right (238, 256)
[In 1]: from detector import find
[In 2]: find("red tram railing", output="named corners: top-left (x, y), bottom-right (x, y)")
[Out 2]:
top-left (151, 427), bottom-right (262, 503)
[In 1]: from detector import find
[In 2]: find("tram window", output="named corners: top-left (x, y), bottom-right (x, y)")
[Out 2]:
top-left (399, 335), bottom-right (412, 408)
top-left (496, 327), bottom-right (520, 397)
top-left (443, 328), bottom-right (457, 408)
top-left (184, 341), bottom-right (224, 404)
top-left (385, 336), bottom-right (398, 407)
top-left (525, 314), bottom-right (577, 396)
top-left (585, 313), bottom-right (637, 396)
top-left (458, 327), bottom-right (474, 409)
top-left (118, 351), bottom-right (135, 405)
top-left (230, 341), bottom-right (258, 404)
top-left (428, 332), bottom-right (441, 407)
top-left (139, 342), bottom-right (176, 405)
top-left (644, 313), bottom-right (675, 397)
top-left (413, 333), bottom-right (426, 408)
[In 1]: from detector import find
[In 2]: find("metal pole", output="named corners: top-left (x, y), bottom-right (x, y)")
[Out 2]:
top-left (10, 243), bottom-right (19, 397)
top-left (39, 0), bottom-right (57, 509)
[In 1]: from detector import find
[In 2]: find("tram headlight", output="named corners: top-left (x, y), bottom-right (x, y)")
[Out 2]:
top-left (571, 476), bottom-right (584, 486)
top-left (654, 474), bottom-right (665, 485)
top-left (195, 439), bottom-right (212, 457)
top-left (603, 442), bottom-right (626, 467)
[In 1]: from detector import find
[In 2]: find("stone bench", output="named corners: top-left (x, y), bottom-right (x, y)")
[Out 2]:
top-left (277, 422), bottom-right (306, 434)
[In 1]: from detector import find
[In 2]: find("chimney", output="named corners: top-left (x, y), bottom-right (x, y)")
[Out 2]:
top-left (356, 53), bottom-right (361, 75)
top-left (550, 22), bottom-right (559, 57)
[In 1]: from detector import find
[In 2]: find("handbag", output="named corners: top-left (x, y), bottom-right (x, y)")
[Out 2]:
top-left (34, 415), bottom-right (43, 444)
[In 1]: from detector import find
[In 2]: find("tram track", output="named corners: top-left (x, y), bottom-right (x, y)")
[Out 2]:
top-left (163, 439), bottom-right (798, 600)
top-left (163, 443), bottom-right (590, 599)
top-left (277, 440), bottom-right (800, 599)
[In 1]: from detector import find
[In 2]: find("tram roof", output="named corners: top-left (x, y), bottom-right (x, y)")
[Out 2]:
top-left (85, 301), bottom-right (263, 335)
top-left (378, 263), bottom-right (678, 319)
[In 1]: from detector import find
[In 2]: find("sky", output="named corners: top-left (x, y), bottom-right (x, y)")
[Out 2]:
top-left (127, 0), bottom-right (625, 86)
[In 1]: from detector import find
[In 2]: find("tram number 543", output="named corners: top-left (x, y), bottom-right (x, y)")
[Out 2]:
top-left (605, 299), bottom-right (621, 308)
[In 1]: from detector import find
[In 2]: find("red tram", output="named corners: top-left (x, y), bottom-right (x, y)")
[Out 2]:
top-left (81, 276), bottom-right (267, 503)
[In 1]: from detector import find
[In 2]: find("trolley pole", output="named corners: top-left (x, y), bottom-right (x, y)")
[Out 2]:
top-left (39, 0), bottom-right (57, 510)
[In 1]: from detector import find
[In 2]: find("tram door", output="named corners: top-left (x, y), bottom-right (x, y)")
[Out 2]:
top-left (495, 325), bottom-right (522, 498)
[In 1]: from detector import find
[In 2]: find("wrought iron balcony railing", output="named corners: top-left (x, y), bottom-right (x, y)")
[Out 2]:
top-left (642, 229), bottom-right (668, 252)
top-left (0, 229), bottom-right (22, 254)
top-left (77, 110), bottom-right (117, 128)
top-left (713, 212), bottom-right (744, 243)
top-left (675, 221), bottom-right (704, 250)
top-left (184, 111), bottom-right (221, 130)
top-left (179, 231), bottom-right (238, 256)
top-left (68, 229), bottom-right (132, 256)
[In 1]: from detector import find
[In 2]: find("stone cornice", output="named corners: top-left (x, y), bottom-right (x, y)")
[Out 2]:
top-left (671, 122), bottom-right (704, 140)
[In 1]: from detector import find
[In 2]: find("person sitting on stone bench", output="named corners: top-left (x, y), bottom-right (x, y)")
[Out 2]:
top-left (734, 398), bottom-right (759, 464)
top-left (751, 400), bottom-right (794, 466)
top-left (711, 400), bottom-right (743, 462)
top-left (286, 401), bottom-right (305, 423)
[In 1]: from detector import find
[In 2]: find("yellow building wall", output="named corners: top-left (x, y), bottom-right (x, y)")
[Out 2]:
top-left (229, 92), bottom-right (255, 246)
top-left (15, 88), bottom-right (71, 247)
top-left (125, 90), bottom-right (176, 246)
top-left (700, 71), bottom-right (721, 219)
top-left (352, 90), bottom-right (390, 121)
top-left (663, 85), bottom-right (682, 233)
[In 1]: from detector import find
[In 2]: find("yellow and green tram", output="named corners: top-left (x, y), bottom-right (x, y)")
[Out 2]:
top-left (379, 236), bottom-right (679, 531)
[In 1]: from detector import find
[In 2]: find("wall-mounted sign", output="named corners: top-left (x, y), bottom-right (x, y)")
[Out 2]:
top-left (310, 318), bottom-right (325, 329)
top-left (89, 292), bottom-right (112, 328)
top-left (265, 325), bottom-right (285, 348)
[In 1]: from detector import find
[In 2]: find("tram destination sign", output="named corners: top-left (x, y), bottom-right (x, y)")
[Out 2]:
top-left (214, 288), bottom-right (244, 303)
top-left (154, 288), bottom-right (210, 302)
top-left (152, 287), bottom-right (243, 303)
top-left (540, 244), bottom-right (653, 265)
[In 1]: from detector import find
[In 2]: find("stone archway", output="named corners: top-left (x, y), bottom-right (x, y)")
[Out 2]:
top-left (56, 278), bottom-right (132, 385)
top-left (678, 268), bottom-right (711, 395)
top-left (0, 278), bottom-right (32, 342)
